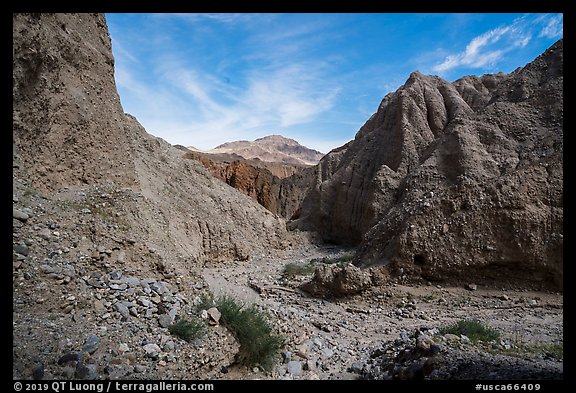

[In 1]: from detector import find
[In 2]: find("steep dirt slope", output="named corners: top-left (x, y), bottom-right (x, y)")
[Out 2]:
top-left (292, 41), bottom-right (563, 289)
top-left (13, 13), bottom-right (136, 190)
top-left (13, 13), bottom-right (296, 270)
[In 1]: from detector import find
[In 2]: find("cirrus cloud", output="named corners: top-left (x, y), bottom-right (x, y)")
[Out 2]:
top-left (432, 14), bottom-right (562, 74)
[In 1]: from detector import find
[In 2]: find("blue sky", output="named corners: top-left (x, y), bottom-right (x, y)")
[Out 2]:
top-left (106, 13), bottom-right (563, 153)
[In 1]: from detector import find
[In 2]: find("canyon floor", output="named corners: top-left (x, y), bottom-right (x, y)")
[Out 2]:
top-left (202, 245), bottom-right (563, 380)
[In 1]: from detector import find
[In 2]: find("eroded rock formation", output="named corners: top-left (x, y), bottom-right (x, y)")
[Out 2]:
top-left (291, 41), bottom-right (563, 289)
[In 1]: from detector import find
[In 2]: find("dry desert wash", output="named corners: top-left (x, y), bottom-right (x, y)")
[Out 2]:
top-left (13, 13), bottom-right (562, 380)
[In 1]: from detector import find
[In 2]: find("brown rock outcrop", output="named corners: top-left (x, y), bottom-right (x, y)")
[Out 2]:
top-left (182, 149), bottom-right (320, 219)
top-left (301, 264), bottom-right (373, 297)
top-left (13, 13), bottom-right (137, 190)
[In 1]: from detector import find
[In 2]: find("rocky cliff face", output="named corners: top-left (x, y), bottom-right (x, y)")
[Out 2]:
top-left (181, 148), bottom-right (319, 219)
top-left (13, 13), bottom-right (137, 190)
top-left (292, 40), bottom-right (563, 289)
top-left (181, 151), bottom-right (285, 215)
top-left (12, 13), bottom-right (296, 271)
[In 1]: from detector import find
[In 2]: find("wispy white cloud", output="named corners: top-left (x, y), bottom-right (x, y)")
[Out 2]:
top-left (114, 14), bottom-right (346, 150)
top-left (539, 14), bottom-right (563, 38)
top-left (433, 26), bottom-right (514, 72)
top-left (432, 14), bottom-right (562, 74)
top-left (244, 64), bottom-right (340, 127)
top-left (110, 36), bottom-right (139, 64)
top-left (124, 56), bottom-right (341, 150)
top-left (111, 13), bottom-right (563, 154)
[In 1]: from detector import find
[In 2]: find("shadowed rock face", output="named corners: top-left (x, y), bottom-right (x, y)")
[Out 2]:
top-left (180, 136), bottom-right (325, 218)
top-left (292, 40), bottom-right (563, 289)
top-left (180, 150), bottom-right (317, 219)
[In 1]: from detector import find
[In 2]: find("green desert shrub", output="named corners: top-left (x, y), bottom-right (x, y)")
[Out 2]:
top-left (168, 318), bottom-right (208, 342)
top-left (310, 254), bottom-right (355, 265)
top-left (215, 295), bottom-right (284, 371)
top-left (440, 319), bottom-right (500, 343)
top-left (282, 262), bottom-right (316, 277)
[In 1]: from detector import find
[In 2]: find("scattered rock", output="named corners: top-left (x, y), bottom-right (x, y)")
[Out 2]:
top-left (13, 209), bottom-right (29, 222)
top-left (37, 228), bottom-right (52, 240)
top-left (158, 314), bottom-right (175, 328)
top-left (287, 360), bottom-right (303, 376)
top-left (416, 334), bottom-right (434, 352)
top-left (142, 343), bottom-right (161, 359)
top-left (82, 335), bottom-right (100, 354)
top-left (118, 343), bottom-right (129, 354)
top-left (113, 302), bottom-right (130, 320)
top-left (134, 365), bottom-right (146, 373)
top-left (73, 362), bottom-right (98, 380)
top-left (466, 283), bottom-right (478, 291)
top-left (206, 307), bottom-right (221, 325)
top-left (32, 364), bottom-right (44, 380)
top-left (443, 334), bottom-right (460, 342)
top-left (13, 244), bottom-right (29, 256)
top-left (349, 362), bottom-right (364, 373)
top-left (301, 264), bottom-right (373, 297)
top-left (282, 351), bottom-right (292, 363)
top-left (58, 353), bottom-right (80, 365)
top-left (93, 300), bottom-right (107, 313)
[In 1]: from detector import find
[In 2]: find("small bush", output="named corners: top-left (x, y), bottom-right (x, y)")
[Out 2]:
top-left (440, 319), bottom-right (500, 343)
top-left (194, 292), bottom-right (216, 311)
top-left (505, 341), bottom-right (564, 361)
top-left (216, 295), bottom-right (284, 371)
top-left (168, 318), bottom-right (207, 342)
top-left (531, 342), bottom-right (563, 361)
top-left (310, 254), bottom-right (354, 266)
top-left (420, 294), bottom-right (436, 303)
top-left (283, 262), bottom-right (316, 277)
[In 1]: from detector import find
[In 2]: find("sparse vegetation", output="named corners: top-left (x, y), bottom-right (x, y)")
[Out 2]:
top-left (420, 294), bottom-right (436, 303)
top-left (168, 318), bottom-right (208, 342)
top-left (532, 342), bottom-right (563, 361)
top-left (310, 253), bottom-right (355, 266)
top-left (23, 188), bottom-right (37, 197)
top-left (440, 319), bottom-right (500, 343)
top-left (491, 340), bottom-right (563, 362)
top-left (90, 205), bottom-right (113, 219)
top-left (283, 262), bottom-right (316, 277)
top-left (495, 322), bottom-right (563, 361)
top-left (194, 292), bottom-right (216, 311)
top-left (215, 295), bottom-right (284, 371)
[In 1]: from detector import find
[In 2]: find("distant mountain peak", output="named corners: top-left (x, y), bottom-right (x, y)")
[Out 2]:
top-left (255, 134), bottom-right (297, 143)
top-left (205, 134), bottom-right (324, 166)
